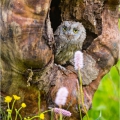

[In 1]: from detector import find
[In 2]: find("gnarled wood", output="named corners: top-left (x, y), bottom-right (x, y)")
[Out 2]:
top-left (1, 0), bottom-right (119, 119)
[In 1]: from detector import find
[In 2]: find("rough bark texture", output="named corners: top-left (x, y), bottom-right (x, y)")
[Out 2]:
top-left (1, 0), bottom-right (54, 117)
top-left (0, 0), bottom-right (120, 119)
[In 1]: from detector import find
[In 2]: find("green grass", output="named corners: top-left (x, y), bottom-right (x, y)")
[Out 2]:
top-left (119, 19), bottom-right (120, 30)
top-left (83, 60), bottom-right (120, 120)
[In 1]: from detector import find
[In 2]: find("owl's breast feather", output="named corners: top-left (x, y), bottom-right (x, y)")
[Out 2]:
top-left (55, 43), bottom-right (80, 65)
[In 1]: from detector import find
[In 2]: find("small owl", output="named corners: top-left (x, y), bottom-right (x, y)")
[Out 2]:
top-left (54, 21), bottom-right (86, 65)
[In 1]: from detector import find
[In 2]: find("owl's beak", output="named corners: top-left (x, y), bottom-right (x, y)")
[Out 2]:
top-left (67, 35), bottom-right (72, 39)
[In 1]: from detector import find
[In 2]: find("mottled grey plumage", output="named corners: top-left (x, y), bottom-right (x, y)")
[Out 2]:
top-left (54, 21), bottom-right (86, 65)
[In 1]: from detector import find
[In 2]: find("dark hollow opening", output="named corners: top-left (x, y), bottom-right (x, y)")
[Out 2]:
top-left (82, 29), bottom-right (98, 50)
top-left (50, 0), bottom-right (61, 32)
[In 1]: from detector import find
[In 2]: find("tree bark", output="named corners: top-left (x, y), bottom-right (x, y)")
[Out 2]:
top-left (0, 0), bottom-right (119, 119)
top-left (1, 0), bottom-right (54, 116)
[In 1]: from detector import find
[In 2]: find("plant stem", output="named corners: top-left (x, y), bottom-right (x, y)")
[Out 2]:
top-left (60, 113), bottom-right (62, 120)
top-left (30, 110), bottom-right (52, 120)
top-left (42, 110), bottom-right (52, 114)
top-left (38, 91), bottom-right (41, 113)
top-left (77, 80), bottom-right (83, 120)
top-left (78, 69), bottom-right (89, 120)
top-left (18, 113), bottom-right (23, 120)
top-left (15, 107), bottom-right (22, 120)
top-left (78, 69), bottom-right (84, 104)
top-left (7, 103), bottom-right (10, 109)
top-left (51, 109), bottom-right (54, 120)
top-left (11, 100), bottom-right (16, 111)
top-left (7, 103), bottom-right (11, 120)
top-left (78, 104), bottom-right (83, 120)
top-left (59, 106), bottom-right (62, 120)
top-left (7, 115), bottom-right (9, 120)
top-left (30, 116), bottom-right (39, 120)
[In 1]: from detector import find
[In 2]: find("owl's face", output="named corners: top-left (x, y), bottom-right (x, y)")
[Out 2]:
top-left (54, 21), bottom-right (86, 43)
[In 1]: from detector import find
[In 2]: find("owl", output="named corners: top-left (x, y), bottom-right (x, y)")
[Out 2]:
top-left (54, 21), bottom-right (86, 65)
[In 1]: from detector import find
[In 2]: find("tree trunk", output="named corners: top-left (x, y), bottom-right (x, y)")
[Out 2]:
top-left (0, 0), bottom-right (119, 119)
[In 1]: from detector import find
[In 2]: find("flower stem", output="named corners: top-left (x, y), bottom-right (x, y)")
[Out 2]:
top-left (7, 116), bottom-right (9, 120)
top-left (78, 69), bottom-right (89, 120)
top-left (51, 109), bottom-right (54, 120)
top-left (7, 103), bottom-right (11, 120)
top-left (60, 113), bottom-right (62, 120)
top-left (15, 107), bottom-right (22, 120)
top-left (29, 110), bottom-right (52, 120)
top-left (29, 116), bottom-right (39, 120)
top-left (7, 103), bottom-right (10, 109)
top-left (78, 69), bottom-right (84, 105)
top-left (11, 100), bottom-right (16, 111)
top-left (38, 91), bottom-right (41, 114)
top-left (78, 104), bottom-right (83, 120)
top-left (59, 105), bottom-right (62, 120)
top-left (42, 110), bottom-right (51, 114)
top-left (77, 80), bottom-right (83, 120)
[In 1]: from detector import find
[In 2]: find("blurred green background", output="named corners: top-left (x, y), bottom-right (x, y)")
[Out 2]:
top-left (83, 60), bottom-right (120, 120)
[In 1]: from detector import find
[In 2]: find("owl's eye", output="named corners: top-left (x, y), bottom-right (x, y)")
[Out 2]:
top-left (73, 28), bottom-right (78, 33)
top-left (63, 26), bottom-right (67, 31)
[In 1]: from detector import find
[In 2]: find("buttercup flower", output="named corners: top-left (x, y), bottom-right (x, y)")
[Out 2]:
top-left (4, 96), bottom-right (12, 103)
top-left (53, 108), bottom-right (71, 117)
top-left (55, 87), bottom-right (69, 106)
top-left (40, 113), bottom-right (44, 120)
top-left (13, 95), bottom-right (20, 100)
top-left (21, 103), bottom-right (26, 108)
top-left (74, 51), bottom-right (83, 70)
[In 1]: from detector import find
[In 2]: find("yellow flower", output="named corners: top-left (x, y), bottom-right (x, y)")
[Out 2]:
top-left (13, 95), bottom-right (20, 100)
top-left (4, 96), bottom-right (12, 103)
top-left (40, 113), bottom-right (44, 120)
top-left (21, 103), bottom-right (26, 108)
